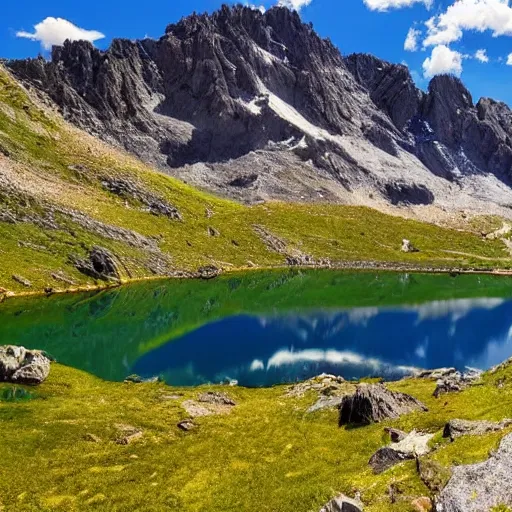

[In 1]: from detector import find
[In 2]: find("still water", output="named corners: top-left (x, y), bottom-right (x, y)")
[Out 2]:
top-left (1, 270), bottom-right (512, 387)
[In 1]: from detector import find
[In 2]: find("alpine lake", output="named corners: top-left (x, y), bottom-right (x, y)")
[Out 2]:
top-left (2, 269), bottom-right (512, 387)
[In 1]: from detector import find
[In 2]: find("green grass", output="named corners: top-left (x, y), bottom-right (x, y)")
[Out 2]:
top-left (1, 65), bottom-right (511, 294)
top-left (1, 361), bottom-right (512, 511)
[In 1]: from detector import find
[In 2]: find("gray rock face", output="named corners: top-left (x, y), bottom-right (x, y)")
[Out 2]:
top-left (339, 384), bottom-right (428, 425)
top-left (319, 494), bottom-right (363, 512)
top-left (8, 5), bottom-right (512, 208)
top-left (71, 246), bottom-right (120, 281)
top-left (0, 345), bottom-right (51, 385)
top-left (435, 433), bottom-right (512, 511)
top-left (443, 419), bottom-right (512, 441)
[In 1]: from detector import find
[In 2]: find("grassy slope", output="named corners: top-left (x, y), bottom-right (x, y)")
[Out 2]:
top-left (1, 66), bottom-right (511, 294)
top-left (1, 362), bottom-right (512, 511)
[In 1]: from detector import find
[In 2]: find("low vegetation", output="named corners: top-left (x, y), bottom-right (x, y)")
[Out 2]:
top-left (1, 359), bottom-right (512, 511)
top-left (1, 66), bottom-right (511, 295)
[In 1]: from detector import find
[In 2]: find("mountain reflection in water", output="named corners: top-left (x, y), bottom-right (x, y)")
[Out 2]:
top-left (133, 297), bottom-right (512, 386)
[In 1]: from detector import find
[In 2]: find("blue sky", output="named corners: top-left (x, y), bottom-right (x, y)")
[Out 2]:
top-left (3, 0), bottom-right (512, 105)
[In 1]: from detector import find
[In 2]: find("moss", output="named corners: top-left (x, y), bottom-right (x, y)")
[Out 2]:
top-left (1, 65), bottom-right (511, 294)
top-left (1, 362), bottom-right (512, 511)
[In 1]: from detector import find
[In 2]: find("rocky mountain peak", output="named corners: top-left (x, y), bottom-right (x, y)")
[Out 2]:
top-left (7, 5), bottom-right (512, 210)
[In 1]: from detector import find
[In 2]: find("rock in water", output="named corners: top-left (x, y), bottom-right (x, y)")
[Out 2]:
top-left (435, 433), bottom-right (512, 511)
top-left (339, 384), bottom-right (427, 425)
top-left (319, 494), bottom-right (364, 512)
top-left (0, 345), bottom-right (51, 385)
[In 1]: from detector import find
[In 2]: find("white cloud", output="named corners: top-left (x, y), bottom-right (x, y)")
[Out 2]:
top-left (363, 0), bottom-right (432, 12)
top-left (404, 27), bottom-right (422, 51)
top-left (423, 0), bottom-right (512, 47)
top-left (507, 53), bottom-right (512, 64)
top-left (475, 48), bottom-right (490, 61)
top-left (278, 0), bottom-right (313, 10)
top-left (16, 17), bottom-right (105, 50)
top-left (422, 44), bottom-right (463, 77)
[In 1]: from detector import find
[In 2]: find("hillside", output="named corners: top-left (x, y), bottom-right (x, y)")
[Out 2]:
top-left (1, 62), bottom-right (512, 295)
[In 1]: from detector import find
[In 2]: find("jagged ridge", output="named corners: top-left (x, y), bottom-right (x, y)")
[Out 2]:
top-left (7, 4), bottom-right (512, 212)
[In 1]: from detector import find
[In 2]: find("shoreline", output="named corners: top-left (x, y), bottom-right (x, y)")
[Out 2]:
top-left (1, 260), bottom-right (512, 302)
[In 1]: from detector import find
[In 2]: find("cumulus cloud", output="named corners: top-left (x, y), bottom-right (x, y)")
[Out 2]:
top-left (422, 44), bottom-right (463, 77)
top-left (16, 17), bottom-right (105, 50)
top-left (278, 0), bottom-right (313, 10)
top-left (507, 53), bottom-right (512, 64)
top-left (475, 48), bottom-right (489, 61)
top-left (363, 0), bottom-right (432, 12)
top-left (404, 27), bottom-right (422, 50)
top-left (423, 0), bottom-right (512, 47)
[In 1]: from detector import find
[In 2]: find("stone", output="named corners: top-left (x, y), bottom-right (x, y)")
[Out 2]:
top-left (319, 493), bottom-right (363, 512)
top-left (207, 226), bottom-right (220, 237)
top-left (339, 384), bottom-right (428, 425)
top-left (197, 265), bottom-right (221, 280)
top-left (308, 396), bottom-right (345, 413)
top-left (401, 239), bottom-right (419, 253)
top-left (443, 418), bottom-right (512, 441)
top-left (198, 392), bottom-right (236, 406)
top-left (115, 424), bottom-right (143, 445)
top-left (287, 374), bottom-right (346, 398)
top-left (84, 433), bottom-right (102, 443)
top-left (433, 368), bottom-right (482, 398)
top-left (0, 345), bottom-right (51, 385)
top-left (411, 497), bottom-right (433, 512)
top-left (385, 427), bottom-right (407, 443)
top-left (72, 246), bottom-right (120, 281)
top-left (369, 430), bottom-right (434, 474)
top-left (435, 433), bottom-right (512, 511)
top-left (369, 447), bottom-right (414, 474)
top-left (11, 274), bottom-right (32, 287)
top-left (177, 420), bottom-right (196, 432)
top-left (182, 393), bottom-right (236, 418)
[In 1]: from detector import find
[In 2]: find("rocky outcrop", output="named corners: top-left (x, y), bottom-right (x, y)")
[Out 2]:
top-left (319, 494), bottom-right (363, 512)
top-left (369, 429), bottom-right (434, 474)
top-left (443, 418), bottom-right (512, 441)
top-left (0, 345), bottom-right (51, 385)
top-left (71, 246), bottom-right (120, 281)
top-left (435, 433), bottom-right (512, 511)
top-left (339, 384), bottom-right (427, 425)
top-left (9, 5), bottom-right (512, 210)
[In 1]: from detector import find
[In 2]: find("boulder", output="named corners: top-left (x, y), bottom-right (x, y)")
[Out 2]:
top-left (433, 368), bottom-right (482, 398)
top-left (369, 430), bottom-right (434, 474)
top-left (435, 433), bottom-right (512, 511)
top-left (443, 418), bottom-right (512, 441)
top-left (339, 384), bottom-right (428, 425)
top-left (401, 239), bottom-right (419, 253)
top-left (0, 345), bottom-right (51, 385)
top-left (369, 447), bottom-right (414, 474)
top-left (319, 494), bottom-right (363, 512)
top-left (385, 427), bottom-right (407, 443)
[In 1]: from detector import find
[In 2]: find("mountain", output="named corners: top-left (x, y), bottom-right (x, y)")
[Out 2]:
top-left (8, 4), bottom-right (512, 214)
top-left (0, 5), bottom-right (511, 295)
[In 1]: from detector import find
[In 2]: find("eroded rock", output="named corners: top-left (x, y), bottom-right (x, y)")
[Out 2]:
top-left (72, 246), bottom-right (120, 281)
top-left (319, 493), bottom-right (363, 512)
top-left (443, 418), bottom-right (512, 441)
top-left (339, 384), bottom-right (427, 425)
top-left (435, 433), bottom-right (512, 511)
top-left (0, 345), bottom-right (51, 385)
